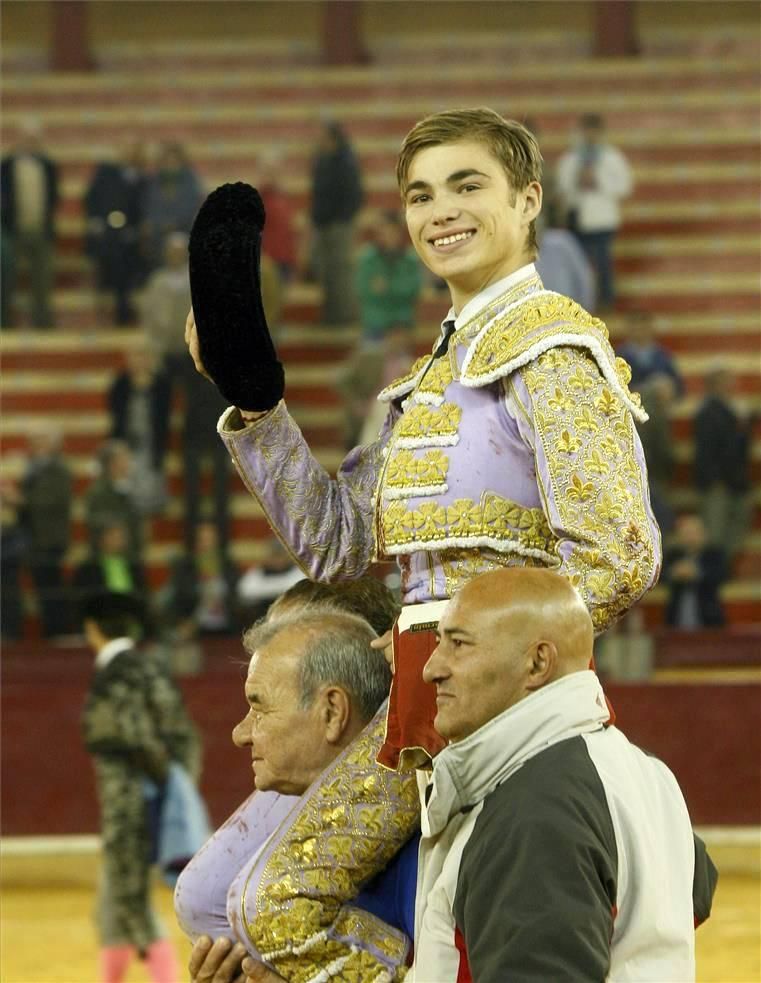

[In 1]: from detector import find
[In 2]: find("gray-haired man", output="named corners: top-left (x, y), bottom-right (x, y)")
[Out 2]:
top-left (183, 609), bottom-right (420, 983)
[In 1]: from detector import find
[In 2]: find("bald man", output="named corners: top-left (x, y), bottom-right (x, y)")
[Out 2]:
top-left (410, 568), bottom-right (717, 983)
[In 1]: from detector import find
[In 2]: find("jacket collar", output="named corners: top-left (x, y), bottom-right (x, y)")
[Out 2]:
top-left (421, 671), bottom-right (609, 837)
top-left (443, 263), bottom-right (538, 330)
top-left (95, 636), bottom-right (135, 672)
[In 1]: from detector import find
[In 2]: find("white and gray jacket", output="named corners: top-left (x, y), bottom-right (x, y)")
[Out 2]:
top-left (410, 671), bottom-right (716, 982)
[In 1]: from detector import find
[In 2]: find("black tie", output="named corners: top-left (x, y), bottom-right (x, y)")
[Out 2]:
top-left (415, 320), bottom-right (456, 392)
top-left (433, 319), bottom-right (456, 359)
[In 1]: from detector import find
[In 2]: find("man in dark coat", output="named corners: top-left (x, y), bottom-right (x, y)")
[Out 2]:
top-left (1, 120), bottom-right (58, 328)
top-left (310, 121), bottom-right (363, 325)
top-left (664, 514), bottom-right (727, 628)
top-left (694, 367), bottom-right (756, 560)
top-left (84, 142), bottom-right (149, 325)
top-left (19, 429), bottom-right (72, 636)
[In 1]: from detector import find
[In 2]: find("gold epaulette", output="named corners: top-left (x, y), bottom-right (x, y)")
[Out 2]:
top-left (459, 291), bottom-right (647, 421)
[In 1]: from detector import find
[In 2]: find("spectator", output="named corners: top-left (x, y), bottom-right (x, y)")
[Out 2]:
top-left (142, 142), bottom-right (204, 272)
top-left (85, 440), bottom-right (143, 563)
top-left (636, 374), bottom-right (678, 536)
top-left (337, 324), bottom-right (415, 449)
top-left (556, 114), bottom-right (632, 309)
top-left (356, 209), bottom-right (421, 347)
top-left (19, 429), bottom-right (72, 637)
top-left (176, 607), bottom-right (414, 982)
top-left (310, 121), bottom-right (363, 325)
top-left (256, 151), bottom-right (297, 283)
top-left (522, 117), bottom-right (554, 241)
top-left (178, 362), bottom-right (230, 553)
top-left (71, 519), bottom-right (147, 603)
top-left (1, 478), bottom-right (27, 640)
top-left (664, 513), bottom-right (727, 628)
top-left (237, 537), bottom-right (304, 623)
top-left (108, 342), bottom-right (172, 515)
top-left (161, 518), bottom-right (240, 638)
top-left (617, 309), bottom-right (684, 395)
top-left (535, 201), bottom-right (596, 310)
top-left (84, 141), bottom-right (150, 326)
top-left (140, 231), bottom-right (192, 378)
top-left (0, 118), bottom-right (58, 328)
top-left (694, 366), bottom-right (757, 561)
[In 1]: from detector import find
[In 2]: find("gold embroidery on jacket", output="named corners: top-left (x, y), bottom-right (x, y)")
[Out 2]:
top-left (242, 710), bottom-right (418, 982)
top-left (439, 548), bottom-right (548, 597)
top-left (415, 354), bottom-right (455, 404)
top-left (233, 408), bottom-right (383, 577)
top-left (521, 347), bottom-right (657, 632)
top-left (378, 271), bottom-right (544, 403)
top-left (394, 403), bottom-right (462, 443)
top-left (380, 491), bottom-right (555, 555)
top-left (385, 449), bottom-right (449, 491)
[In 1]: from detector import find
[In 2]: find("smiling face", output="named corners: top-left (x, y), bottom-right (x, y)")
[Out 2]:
top-left (403, 140), bottom-right (541, 312)
top-left (231, 627), bottom-right (339, 796)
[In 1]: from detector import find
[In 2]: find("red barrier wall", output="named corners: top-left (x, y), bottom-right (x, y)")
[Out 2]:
top-left (2, 641), bottom-right (759, 835)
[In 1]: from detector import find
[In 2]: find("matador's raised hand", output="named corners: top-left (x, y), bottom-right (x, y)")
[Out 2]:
top-left (188, 182), bottom-right (285, 412)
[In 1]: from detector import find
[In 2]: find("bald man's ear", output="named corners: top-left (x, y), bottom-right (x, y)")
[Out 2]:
top-left (525, 640), bottom-right (557, 691)
top-left (321, 686), bottom-right (352, 744)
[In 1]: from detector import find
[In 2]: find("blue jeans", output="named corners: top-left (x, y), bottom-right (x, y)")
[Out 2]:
top-left (578, 230), bottom-right (616, 307)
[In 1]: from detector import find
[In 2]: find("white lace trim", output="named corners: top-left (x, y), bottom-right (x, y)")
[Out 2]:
top-left (383, 483), bottom-right (448, 501)
top-left (263, 928), bottom-right (329, 961)
top-left (394, 434), bottom-right (460, 449)
top-left (412, 392), bottom-right (445, 407)
top-left (383, 535), bottom-right (558, 563)
top-left (306, 952), bottom-right (351, 983)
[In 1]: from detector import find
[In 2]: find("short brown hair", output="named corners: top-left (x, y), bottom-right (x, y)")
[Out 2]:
top-left (266, 575), bottom-right (400, 636)
top-left (396, 107), bottom-right (543, 255)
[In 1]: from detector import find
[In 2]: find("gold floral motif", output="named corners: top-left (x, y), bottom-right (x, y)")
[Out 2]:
top-left (566, 474), bottom-right (596, 503)
top-left (584, 449), bottom-right (610, 476)
top-left (615, 356), bottom-right (633, 385)
top-left (385, 449), bottom-right (449, 490)
top-left (547, 388), bottom-right (576, 414)
top-left (242, 707), bottom-right (418, 981)
top-left (394, 402), bottom-right (462, 442)
top-left (557, 430), bottom-right (582, 454)
top-left (381, 490), bottom-right (555, 556)
top-left (439, 547), bottom-right (549, 596)
top-left (574, 407), bottom-right (601, 433)
top-left (595, 388), bottom-right (619, 417)
top-left (446, 498), bottom-right (483, 536)
top-left (410, 502), bottom-right (448, 539)
top-left (521, 347), bottom-right (658, 631)
top-left (415, 354), bottom-right (455, 402)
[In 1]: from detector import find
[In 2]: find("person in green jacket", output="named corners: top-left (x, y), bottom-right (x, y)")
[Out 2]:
top-left (355, 209), bottom-right (422, 345)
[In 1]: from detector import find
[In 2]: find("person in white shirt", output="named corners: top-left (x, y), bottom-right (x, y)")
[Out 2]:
top-left (556, 113), bottom-right (633, 309)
